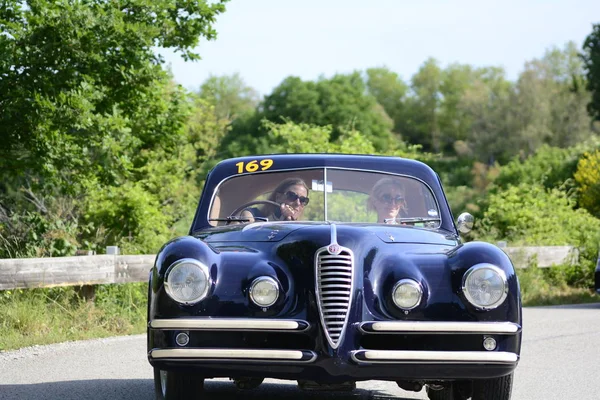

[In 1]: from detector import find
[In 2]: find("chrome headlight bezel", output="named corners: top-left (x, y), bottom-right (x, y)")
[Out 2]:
top-left (164, 258), bottom-right (210, 305)
top-left (462, 263), bottom-right (508, 310)
top-left (249, 276), bottom-right (280, 308)
top-left (391, 279), bottom-right (423, 310)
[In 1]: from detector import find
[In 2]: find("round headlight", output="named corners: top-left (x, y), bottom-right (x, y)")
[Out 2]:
top-left (462, 263), bottom-right (508, 310)
top-left (164, 259), bottom-right (210, 305)
top-left (249, 276), bottom-right (279, 307)
top-left (392, 279), bottom-right (423, 310)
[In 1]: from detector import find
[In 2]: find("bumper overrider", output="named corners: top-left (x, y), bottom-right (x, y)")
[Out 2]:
top-left (148, 317), bottom-right (521, 380)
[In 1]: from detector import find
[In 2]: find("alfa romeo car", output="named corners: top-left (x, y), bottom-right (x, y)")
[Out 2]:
top-left (147, 154), bottom-right (522, 400)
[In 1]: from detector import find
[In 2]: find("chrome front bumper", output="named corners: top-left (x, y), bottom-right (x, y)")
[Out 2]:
top-left (149, 318), bottom-right (309, 332)
top-left (149, 348), bottom-right (318, 363)
top-left (359, 320), bottom-right (520, 334)
top-left (351, 350), bottom-right (518, 364)
top-left (148, 318), bottom-right (521, 364)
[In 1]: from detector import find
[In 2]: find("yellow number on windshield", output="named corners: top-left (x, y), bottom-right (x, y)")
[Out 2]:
top-left (235, 159), bottom-right (274, 174)
top-left (259, 159), bottom-right (273, 170)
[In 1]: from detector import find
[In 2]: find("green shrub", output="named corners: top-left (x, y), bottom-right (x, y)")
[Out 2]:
top-left (574, 149), bottom-right (600, 218)
top-left (0, 209), bottom-right (79, 259)
top-left (493, 144), bottom-right (588, 192)
top-left (474, 183), bottom-right (600, 287)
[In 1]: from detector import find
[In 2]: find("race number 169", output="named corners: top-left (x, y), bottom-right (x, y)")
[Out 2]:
top-left (235, 159), bottom-right (274, 173)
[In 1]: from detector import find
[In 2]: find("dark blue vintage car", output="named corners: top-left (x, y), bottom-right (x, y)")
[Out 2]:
top-left (147, 154), bottom-right (522, 400)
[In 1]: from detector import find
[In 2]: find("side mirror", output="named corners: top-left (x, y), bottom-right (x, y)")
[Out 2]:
top-left (456, 212), bottom-right (474, 234)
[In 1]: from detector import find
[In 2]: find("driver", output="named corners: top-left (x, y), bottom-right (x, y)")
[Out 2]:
top-left (241, 178), bottom-right (310, 221)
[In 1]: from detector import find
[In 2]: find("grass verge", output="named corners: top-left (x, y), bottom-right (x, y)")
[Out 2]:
top-left (517, 262), bottom-right (600, 306)
top-left (0, 283), bottom-right (147, 351)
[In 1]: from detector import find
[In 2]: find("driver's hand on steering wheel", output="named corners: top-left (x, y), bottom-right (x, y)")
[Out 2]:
top-left (239, 209), bottom-right (256, 223)
top-left (280, 203), bottom-right (300, 220)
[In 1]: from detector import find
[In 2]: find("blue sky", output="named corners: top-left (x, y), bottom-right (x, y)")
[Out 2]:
top-left (160, 0), bottom-right (600, 96)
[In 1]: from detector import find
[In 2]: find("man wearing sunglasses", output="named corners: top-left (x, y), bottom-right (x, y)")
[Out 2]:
top-left (242, 177), bottom-right (310, 221)
top-left (367, 177), bottom-right (407, 224)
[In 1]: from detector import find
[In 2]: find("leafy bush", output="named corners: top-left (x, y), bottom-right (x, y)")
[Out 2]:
top-left (493, 144), bottom-right (587, 192)
top-left (474, 183), bottom-right (600, 287)
top-left (574, 149), bottom-right (600, 218)
top-left (516, 264), bottom-right (600, 304)
top-left (82, 182), bottom-right (172, 255)
top-left (0, 206), bottom-right (79, 259)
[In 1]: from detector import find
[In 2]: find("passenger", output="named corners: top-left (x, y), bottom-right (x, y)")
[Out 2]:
top-left (242, 178), bottom-right (310, 221)
top-left (368, 177), bottom-right (407, 224)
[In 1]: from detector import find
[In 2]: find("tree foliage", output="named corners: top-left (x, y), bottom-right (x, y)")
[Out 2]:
top-left (476, 183), bottom-right (600, 255)
top-left (493, 144), bottom-right (588, 192)
top-left (365, 67), bottom-right (408, 135)
top-left (0, 0), bottom-right (228, 256)
top-left (1, 2), bottom-right (599, 266)
top-left (582, 23), bottom-right (600, 122)
top-left (231, 73), bottom-right (396, 153)
top-left (197, 73), bottom-right (259, 121)
top-left (0, 0), bottom-right (227, 189)
top-left (574, 149), bottom-right (600, 218)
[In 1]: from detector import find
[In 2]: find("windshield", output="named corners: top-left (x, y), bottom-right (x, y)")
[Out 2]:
top-left (208, 168), bottom-right (441, 228)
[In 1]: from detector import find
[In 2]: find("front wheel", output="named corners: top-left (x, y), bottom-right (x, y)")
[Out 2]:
top-left (154, 368), bottom-right (204, 400)
top-left (472, 373), bottom-right (513, 400)
top-left (426, 384), bottom-right (454, 400)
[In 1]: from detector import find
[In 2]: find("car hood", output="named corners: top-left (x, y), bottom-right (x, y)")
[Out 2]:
top-left (195, 222), bottom-right (458, 246)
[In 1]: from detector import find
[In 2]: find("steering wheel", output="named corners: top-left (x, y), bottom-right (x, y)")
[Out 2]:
top-left (229, 200), bottom-right (281, 219)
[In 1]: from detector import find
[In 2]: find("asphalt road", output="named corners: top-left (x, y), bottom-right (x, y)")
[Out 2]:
top-left (1, 303), bottom-right (599, 400)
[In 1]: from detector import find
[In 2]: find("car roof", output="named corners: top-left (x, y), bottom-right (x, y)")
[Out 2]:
top-left (190, 154), bottom-right (456, 233)
top-left (212, 153), bottom-right (437, 179)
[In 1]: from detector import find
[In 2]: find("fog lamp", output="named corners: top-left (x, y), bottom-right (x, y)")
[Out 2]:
top-left (483, 336), bottom-right (497, 351)
top-left (392, 279), bottom-right (423, 310)
top-left (249, 276), bottom-right (279, 307)
top-left (176, 332), bottom-right (189, 347)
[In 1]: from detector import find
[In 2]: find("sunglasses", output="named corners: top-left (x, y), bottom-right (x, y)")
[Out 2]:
top-left (284, 191), bottom-right (310, 206)
top-left (380, 193), bottom-right (405, 205)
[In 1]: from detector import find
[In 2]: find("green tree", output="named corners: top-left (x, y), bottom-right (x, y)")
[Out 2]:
top-left (260, 73), bottom-right (395, 151)
top-left (582, 23), bottom-right (600, 123)
top-left (197, 73), bottom-right (259, 121)
top-left (512, 43), bottom-right (592, 155)
top-left (0, 0), bottom-right (228, 189)
top-left (458, 67), bottom-right (515, 164)
top-left (262, 120), bottom-right (421, 159)
top-left (439, 65), bottom-right (472, 149)
top-left (365, 67), bottom-right (408, 135)
top-left (402, 58), bottom-right (443, 153)
top-left (0, 0), bottom-right (229, 255)
top-left (494, 144), bottom-right (585, 192)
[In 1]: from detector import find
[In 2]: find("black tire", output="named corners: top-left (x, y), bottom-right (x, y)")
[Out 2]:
top-left (472, 373), bottom-right (513, 400)
top-left (154, 368), bottom-right (204, 400)
top-left (426, 385), bottom-right (454, 400)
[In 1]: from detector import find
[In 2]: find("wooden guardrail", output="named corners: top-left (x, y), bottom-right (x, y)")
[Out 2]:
top-left (0, 246), bottom-right (581, 292)
top-left (501, 246), bottom-right (578, 269)
top-left (0, 254), bottom-right (155, 291)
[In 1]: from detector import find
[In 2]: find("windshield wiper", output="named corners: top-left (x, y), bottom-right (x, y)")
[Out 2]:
top-left (384, 217), bottom-right (441, 225)
top-left (209, 216), bottom-right (268, 223)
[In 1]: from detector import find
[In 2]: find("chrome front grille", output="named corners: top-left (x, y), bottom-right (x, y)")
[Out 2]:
top-left (315, 247), bottom-right (354, 349)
